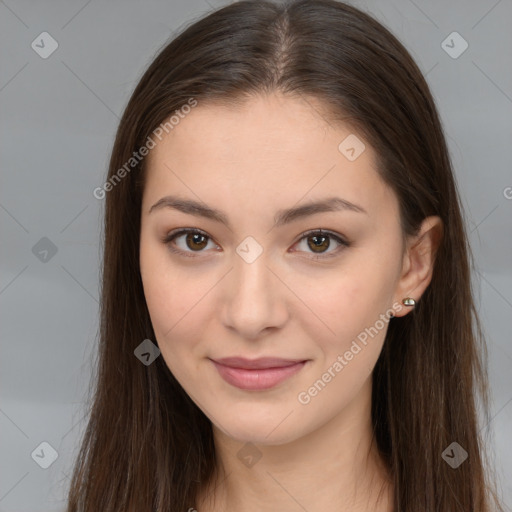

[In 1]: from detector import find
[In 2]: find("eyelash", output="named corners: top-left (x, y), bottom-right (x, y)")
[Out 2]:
top-left (162, 228), bottom-right (350, 260)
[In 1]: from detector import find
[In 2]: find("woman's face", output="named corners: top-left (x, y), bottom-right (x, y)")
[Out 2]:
top-left (139, 93), bottom-right (410, 445)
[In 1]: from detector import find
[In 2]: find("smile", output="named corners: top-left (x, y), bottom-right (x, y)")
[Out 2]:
top-left (210, 359), bottom-right (308, 390)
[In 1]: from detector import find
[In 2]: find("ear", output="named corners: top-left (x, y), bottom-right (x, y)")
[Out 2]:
top-left (392, 215), bottom-right (443, 318)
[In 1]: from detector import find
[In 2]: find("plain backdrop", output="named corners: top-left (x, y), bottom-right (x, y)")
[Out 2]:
top-left (1, 0), bottom-right (511, 510)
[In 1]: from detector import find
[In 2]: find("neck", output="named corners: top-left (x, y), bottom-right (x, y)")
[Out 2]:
top-left (196, 378), bottom-right (394, 512)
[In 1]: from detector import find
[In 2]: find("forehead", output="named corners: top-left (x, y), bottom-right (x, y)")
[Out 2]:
top-left (142, 93), bottom-right (396, 220)
top-left (147, 93), bottom-right (359, 165)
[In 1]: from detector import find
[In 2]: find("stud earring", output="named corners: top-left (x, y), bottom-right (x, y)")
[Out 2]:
top-left (402, 297), bottom-right (416, 307)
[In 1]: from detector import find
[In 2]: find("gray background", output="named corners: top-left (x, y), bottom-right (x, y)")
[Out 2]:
top-left (1, 0), bottom-right (511, 510)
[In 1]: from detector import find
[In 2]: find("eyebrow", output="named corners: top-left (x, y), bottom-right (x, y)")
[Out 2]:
top-left (148, 194), bottom-right (368, 229)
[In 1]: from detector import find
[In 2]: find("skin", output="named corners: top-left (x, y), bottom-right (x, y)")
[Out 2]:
top-left (139, 92), bottom-right (443, 512)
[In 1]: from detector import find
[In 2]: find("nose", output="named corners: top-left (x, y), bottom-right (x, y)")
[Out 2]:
top-left (220, 252), bottom-right (288, 340)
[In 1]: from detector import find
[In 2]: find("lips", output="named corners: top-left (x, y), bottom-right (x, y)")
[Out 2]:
top-left (210, 357), bottom-right (308, 390)
top-left (212, 357), bottom-right (306, 370)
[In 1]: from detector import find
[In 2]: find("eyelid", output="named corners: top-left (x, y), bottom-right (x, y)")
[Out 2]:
top-left (163, 227), bottom-right (210, 242)
top-left (292, 229), bottom-right (349, 259)
top-left (162, 227), bottom-right (349, 259)
top-left (162, 228), bottom-right (219, 258)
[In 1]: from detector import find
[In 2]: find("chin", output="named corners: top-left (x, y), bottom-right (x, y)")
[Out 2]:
top-left (211, 412), bottom-right (305, 447)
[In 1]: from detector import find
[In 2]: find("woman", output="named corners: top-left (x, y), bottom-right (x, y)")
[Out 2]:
top-left (66, 1), bottom-right (506, 510)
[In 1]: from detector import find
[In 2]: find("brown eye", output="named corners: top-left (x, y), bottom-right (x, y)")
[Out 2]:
top-left (307, 233), bottom-right (331, 253)
top-left (184, 232), bottom-right (208, 251)
top-left (163, 228), bottom-right (216, 257)
top-left (163, 228), bottom-right (349, 260)
top-left (294, 229), bottom-right (349, 259)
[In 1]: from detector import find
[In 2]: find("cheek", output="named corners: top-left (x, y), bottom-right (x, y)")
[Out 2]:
top-left (296, 276), bottom-right (391, 414)
top-left (141, 269), bottom-right (203, 382)
top-left (142, 273), bottom-right (199, 344)
top-left (293, 254), bottom-right (395, 365)
top-left (140, 234), bottom-right (199, 333)
top-left (292, 262), bottom-right (377, 331)
top-left (139, 248), bottom-right (213, 380)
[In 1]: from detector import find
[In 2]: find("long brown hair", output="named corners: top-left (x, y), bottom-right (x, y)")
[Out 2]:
top-left (66, 1), bottom-right (506, 510)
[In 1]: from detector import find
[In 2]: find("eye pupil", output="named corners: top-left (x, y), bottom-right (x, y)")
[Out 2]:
top-left (166, 229), bottom-right (345, 259)
top-left (308, 234), bottom-right (330, 253)
top-left (186, 233), bottom-right (208, 250)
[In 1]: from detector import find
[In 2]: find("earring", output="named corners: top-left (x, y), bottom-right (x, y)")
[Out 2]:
top-left (402, 297), bottom-right (416, 307)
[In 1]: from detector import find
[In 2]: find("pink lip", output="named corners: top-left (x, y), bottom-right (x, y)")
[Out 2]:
top-left (210, 357), bottom-right (308, 390)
